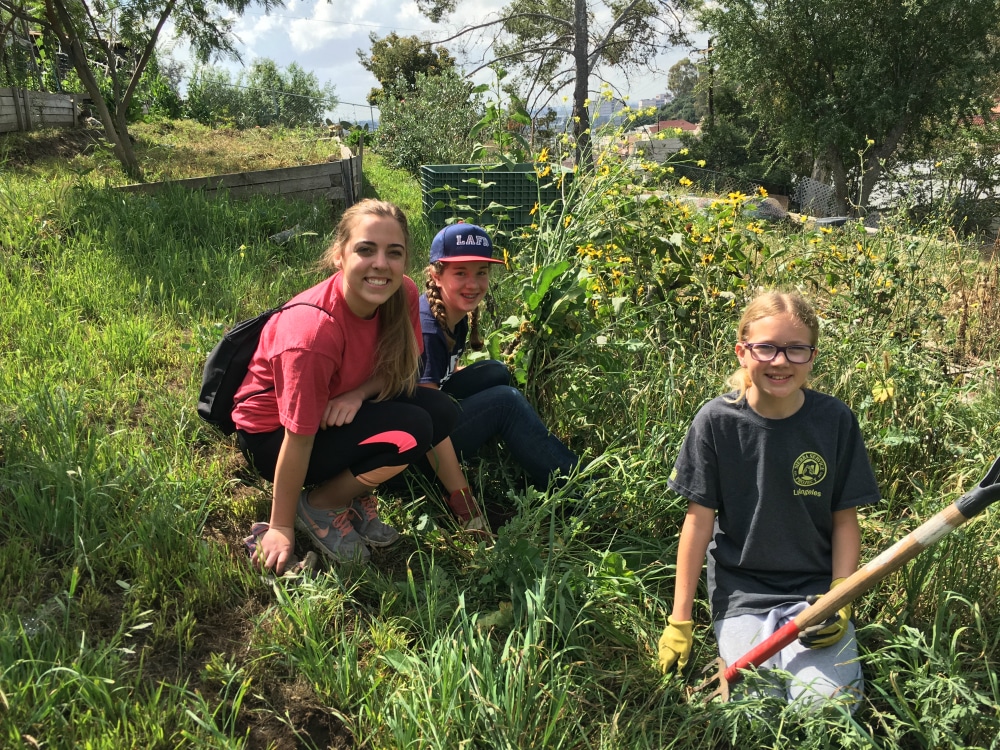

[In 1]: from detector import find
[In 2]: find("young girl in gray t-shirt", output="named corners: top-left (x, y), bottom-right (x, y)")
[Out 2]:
top-left (657, 291), bottom-right (879, 711)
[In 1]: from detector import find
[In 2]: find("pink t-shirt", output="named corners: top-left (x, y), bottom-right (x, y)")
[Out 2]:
top-left (231, 272), bottom-right (421, 435)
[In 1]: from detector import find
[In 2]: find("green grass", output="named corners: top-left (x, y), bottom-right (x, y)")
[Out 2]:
top-left (2, 121), bottom-right (1000, 748)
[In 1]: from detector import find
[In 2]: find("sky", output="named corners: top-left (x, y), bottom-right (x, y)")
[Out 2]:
top-left (169, 0), bottom-right (703, 123)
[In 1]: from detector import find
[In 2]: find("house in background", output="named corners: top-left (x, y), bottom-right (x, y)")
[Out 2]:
top-left (622, 119), bottom-right (700, 161)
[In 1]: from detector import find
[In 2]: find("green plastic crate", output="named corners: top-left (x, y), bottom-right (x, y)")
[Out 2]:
top-left (420, 163), bottom-right (569, 229)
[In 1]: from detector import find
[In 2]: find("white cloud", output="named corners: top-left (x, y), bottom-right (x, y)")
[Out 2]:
top-left (170, 0), bottom-right (699, 117)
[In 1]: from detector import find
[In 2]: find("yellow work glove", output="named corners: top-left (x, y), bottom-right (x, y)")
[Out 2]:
top-left (798, 577), bottom-right (851, 649)
top-left (657, 616), bottom-right (694, 673)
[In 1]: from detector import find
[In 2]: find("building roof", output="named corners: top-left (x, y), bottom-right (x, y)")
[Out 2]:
top-left (650, 119), bottom-right (699, 132)
top-left (968, 102), bottom-right (1000, 126)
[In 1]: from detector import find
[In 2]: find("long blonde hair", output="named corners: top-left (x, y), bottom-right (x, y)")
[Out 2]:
top-left (726, 291), bottom-right (819, 403)
top-left (423, 261), bottom-right (485, 351)
top-left (319, 199), bottom-right (419, 398)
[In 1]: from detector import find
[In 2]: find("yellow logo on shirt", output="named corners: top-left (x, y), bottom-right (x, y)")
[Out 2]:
top-left (793, 452), bottom-right (827, 487)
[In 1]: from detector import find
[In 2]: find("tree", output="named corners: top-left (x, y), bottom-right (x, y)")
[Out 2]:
top-left (374, 68), bottom-right (483, 174)
top-left (0, 0), bottom-right (281, 178)
top-left (417, 0), bottom-right (689, 166)
top-left (667, 56), bottom-right (697, 100)
top-left (703, 0), bottom-right (1000, 213)
top-left (357, 32), bottom-right (456, 105)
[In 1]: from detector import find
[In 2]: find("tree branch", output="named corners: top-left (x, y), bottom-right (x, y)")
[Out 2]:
top-left (431, 10), bottom-right (573, 46)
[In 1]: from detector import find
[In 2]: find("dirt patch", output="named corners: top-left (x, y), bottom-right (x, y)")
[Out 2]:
top-left (1, 127), bottom-right (106, 167)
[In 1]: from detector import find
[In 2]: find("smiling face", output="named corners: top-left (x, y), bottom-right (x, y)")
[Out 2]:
top-left (735, 313), bottom-right (817, 418)
top-left (334, 214), bottom-right (407, 319)
top-left (431, 261), bottom-right (492, 328)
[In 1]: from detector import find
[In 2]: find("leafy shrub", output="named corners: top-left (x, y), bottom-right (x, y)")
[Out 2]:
top-left (373, 69), bottom-right (483, 174)
top-left (185, 59), bottom-right (336, 129)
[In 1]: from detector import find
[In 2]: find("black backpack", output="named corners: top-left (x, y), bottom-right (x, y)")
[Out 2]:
top-left (197, 302), bottom-right (333, 435)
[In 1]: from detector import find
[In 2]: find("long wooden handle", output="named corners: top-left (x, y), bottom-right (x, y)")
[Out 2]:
top-left (722, 456), bottom-right (1000, 685)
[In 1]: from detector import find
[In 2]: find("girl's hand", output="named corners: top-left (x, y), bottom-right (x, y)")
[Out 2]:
top-left (252, 525), bottom-right (296, 574)
top-left (323, 391), bottom-right (364, 427)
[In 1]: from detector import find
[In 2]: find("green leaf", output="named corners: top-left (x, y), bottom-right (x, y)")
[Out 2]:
top-left (525, 260), bottom-right (571, 311)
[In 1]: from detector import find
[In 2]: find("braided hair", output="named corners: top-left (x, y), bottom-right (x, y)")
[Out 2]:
top-left (424, 261), bottom-right (484, 351)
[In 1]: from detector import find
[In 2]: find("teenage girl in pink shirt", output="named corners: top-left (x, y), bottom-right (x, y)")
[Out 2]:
top-left (233, 199), bottom-right (472, 571)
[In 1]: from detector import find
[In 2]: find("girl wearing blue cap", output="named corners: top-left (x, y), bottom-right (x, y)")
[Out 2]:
top-left (419, 223), bottom-right (579, 498)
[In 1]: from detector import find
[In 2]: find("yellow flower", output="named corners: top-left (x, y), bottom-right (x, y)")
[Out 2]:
top-left (756, 186), bottom-right (768, 198)
top-left (679, 148), bottom-right (689, 155)
top-left (872, 379), bottom-right (895, 403)
top-left (530, 202), bottom-right (539, 216)
top-left (583, 98), bottom-right (591, 108)
top-left (678, 176), bottom-right (693, 187)
top-left (564, 215), bottom-right (573, 228)
top-left (697, 160), bottom-right (706, 167)
top-left (537, 147), bottom-right (550, 163)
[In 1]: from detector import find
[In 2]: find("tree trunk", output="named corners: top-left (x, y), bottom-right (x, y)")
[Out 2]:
top-left (572, 0), bottom-right (592, 170)
top-left (811, 147), bottom-right (849, 216)
top-left (859, 119), bottom-right (911, 211)
top-left (45, 0), bottom-right (143, 179)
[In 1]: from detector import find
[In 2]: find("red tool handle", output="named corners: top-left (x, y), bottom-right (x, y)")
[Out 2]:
top-left (720, 455), bottom-right (1000, 687)
top-left (723, 621), bottom-right (800, 683)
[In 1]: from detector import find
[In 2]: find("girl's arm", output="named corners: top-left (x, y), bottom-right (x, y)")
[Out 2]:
top-left (322, 375), bottom-right (387, 427)
top-left (257, 429), bottom-right (315, 573)
top-left (671, 502), bottom-right (716, 621)
top-left (830, 506), bottom-right (861, 580)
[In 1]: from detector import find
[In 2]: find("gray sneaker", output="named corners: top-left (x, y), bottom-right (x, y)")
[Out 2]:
top-left (350, 494), bottom-right (400, 548)
top-left (295, 491), bottom-right (370, 564)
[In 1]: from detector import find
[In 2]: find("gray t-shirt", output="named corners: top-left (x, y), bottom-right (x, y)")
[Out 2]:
top-left (667, 389), bottom-right (880, 620)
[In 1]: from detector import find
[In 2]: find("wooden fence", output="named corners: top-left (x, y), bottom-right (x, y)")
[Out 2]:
top-left (1, 88), bottom-right (80, 133)
top-left (117, 151), bottom-right (363, 208)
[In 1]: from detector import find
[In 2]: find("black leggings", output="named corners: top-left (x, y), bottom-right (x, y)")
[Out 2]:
top-left (237, 387), bottom-right (458, 485)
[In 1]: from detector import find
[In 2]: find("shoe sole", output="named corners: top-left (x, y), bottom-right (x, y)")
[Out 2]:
top-left (295, 516), bottom-right (370, 564)
top-left (357, 528), bottom-right (400, 548)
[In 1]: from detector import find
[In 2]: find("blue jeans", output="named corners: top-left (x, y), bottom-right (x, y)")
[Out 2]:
top-left (442, 360), bottom-right (579, 488)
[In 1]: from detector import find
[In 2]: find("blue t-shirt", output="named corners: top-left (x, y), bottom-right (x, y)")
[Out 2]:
top-left (668, 389), bottom-right (881, 620)
top-left (418, 294), bottom-right (468, 387)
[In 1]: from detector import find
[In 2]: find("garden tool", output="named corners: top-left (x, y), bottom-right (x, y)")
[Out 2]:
top-left (692, 455), bottom-right (1000, 703)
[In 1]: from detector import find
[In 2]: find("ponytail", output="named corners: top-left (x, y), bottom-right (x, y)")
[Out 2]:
top-left (424, 263), bottom-right (456, 350)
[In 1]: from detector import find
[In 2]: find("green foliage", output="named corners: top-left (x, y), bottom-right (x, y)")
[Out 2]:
top-left (3, 123), bottom-right (1000, 747)
top-left (357, 31), bottom-right (457, 105)
top-left (185, 59), bottom-right (336, 129)
top-left (468, 67), bottom-right (533, 166)
top-left (703, 0), bottom-right (1000, 211)
top-left (374, 68), bottom-right (484, 174)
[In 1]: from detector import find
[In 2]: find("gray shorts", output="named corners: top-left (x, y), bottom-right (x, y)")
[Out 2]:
top-left (714, 600), bottom-right (863, 712)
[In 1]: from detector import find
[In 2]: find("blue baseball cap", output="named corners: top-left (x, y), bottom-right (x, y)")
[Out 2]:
top-left (430, 223), bottom-right (504, 264)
